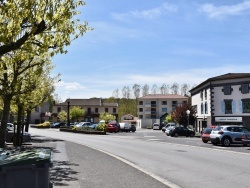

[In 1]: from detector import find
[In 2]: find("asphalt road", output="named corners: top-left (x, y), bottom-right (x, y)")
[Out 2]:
top-left (29, 128), bottom-right (250, 188)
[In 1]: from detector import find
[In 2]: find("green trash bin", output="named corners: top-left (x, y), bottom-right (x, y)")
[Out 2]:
top-left (0, 148), bottom-right (53, 188)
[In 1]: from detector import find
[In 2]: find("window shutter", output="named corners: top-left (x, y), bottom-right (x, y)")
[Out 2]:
top-left (221, 101), bottom-right (225, 113)
top-left (238, 100), bottom-right (242, 113)
top-left (232, 101), bottom-right (236, 113)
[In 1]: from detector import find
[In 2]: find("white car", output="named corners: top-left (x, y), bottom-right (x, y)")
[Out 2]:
top-left (119, 122), bottom-right (131, 132)
top-left (75, 122), bottom-right (91, 128)
top-left (153, 123), bottom-right (160, 130)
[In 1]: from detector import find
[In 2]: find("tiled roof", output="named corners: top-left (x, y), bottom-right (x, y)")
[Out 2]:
top-left (139, 94), bottom-right (188, 99)
top-left (190, 73), bottom-right (250, 92)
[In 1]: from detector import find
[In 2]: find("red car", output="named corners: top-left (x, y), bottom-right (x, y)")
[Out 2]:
top-left (107, 123), bottom-right (119, 133)
top-left (201, 127), bottom-right (213, 143)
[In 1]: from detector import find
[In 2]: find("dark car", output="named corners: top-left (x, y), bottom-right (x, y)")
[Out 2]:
top-left (201, 127), bottom-right (213, 143)
top-left (129, 124), bottom-right (136, 132)
top-left (169, 126), bottom-right (195, 137)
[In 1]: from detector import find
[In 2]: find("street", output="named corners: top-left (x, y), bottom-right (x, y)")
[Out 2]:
top-left (29, 128), bottom-right (250, 188)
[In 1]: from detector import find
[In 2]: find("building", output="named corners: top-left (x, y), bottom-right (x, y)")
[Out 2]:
top-left (52, 98), bottom-right (118, 123)
top-left (190, 73), bottom-right (250, 133)
top-left (30, 98), bottom-right (118, 124)
top-left (137, 94), bottom-right (188, 129)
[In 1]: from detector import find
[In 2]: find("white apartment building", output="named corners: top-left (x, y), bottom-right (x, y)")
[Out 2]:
top-left (190, 73), bottom-right (250, 133)
top-left (137, 94), bottom-right (188, 128)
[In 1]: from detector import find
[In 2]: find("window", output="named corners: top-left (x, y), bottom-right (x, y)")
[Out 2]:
top-left (87, 108), bottom-right (91, 114)
top-left (151, 115), bottom-right (156, 119)
top-left (223, 85), bottom-right (232, 95)
top-left (57, 107), bottom-right (61, 113)
top-left (113, 108), bottom-right (116, 113)
top-left (172, 101), bottom-right (177, 107)
top-left (162, 101), bottom-right (167, 105)
top-left (162, 108), bottom-right (167, 113)
top-left (105, 108), bottom-right (108, 113)
top-left (205, 102), bottom-right (208, 114)
top-left (139, 101), bottom-right (143, 105)
top-left (35, 107), bottom-right (39, 112)
top-left (139, 115), bottom-right (143, 119)
top-left (241, 84), bottom-right (249, 94)
top-left (205, 90), bottom-right (207, 100)
top-left (200, 91), bottom-right (203, 100)
top-left (242, 99), bottom-right (250, 113)
top-left (224, 100), bottom-right (232, 114)
top-left (95, 108), bottom-right (98, 113)
top-left (151, 101), bottom-right (156, 107)
top-left (139, 108), bottom-right (143, 112)
top-left (201, 103), bottom-right (204, 114)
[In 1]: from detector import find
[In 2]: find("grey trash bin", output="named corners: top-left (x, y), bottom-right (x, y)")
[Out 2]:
top-left (0, 148), bottom-right (53, 188)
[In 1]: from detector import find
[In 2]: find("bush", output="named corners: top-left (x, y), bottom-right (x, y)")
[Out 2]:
top-left (96, 123), bottom-right (107, 132)
top-left (37, 121), bottom-right (50, 127)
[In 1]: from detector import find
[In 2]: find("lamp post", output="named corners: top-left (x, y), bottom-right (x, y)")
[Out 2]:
top-left (186, 110), bottom-right (190, 127)
top-left (67, 100), bottom-right (70, 127)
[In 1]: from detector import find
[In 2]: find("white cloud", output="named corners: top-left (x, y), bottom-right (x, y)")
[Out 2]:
top-left (112, 3), bottom-right (178, 21)
top-left (56, 81), bottom-right (86, 91)
top-left (200, 1), bottom-right (250, 19)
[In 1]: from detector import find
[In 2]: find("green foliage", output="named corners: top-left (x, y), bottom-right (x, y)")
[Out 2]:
top-left (166, 114), bottom-right (173, 123)
top-left (57, 110), bottom-right (67, 122)
top-left (96, 123), bottom-right (107, 132)
top-left (99, 112), bottom-right (116, 123)
top-left (70, 106), bottom-right (85, 122)
top-left (37, 121), bottom-right (50, 127)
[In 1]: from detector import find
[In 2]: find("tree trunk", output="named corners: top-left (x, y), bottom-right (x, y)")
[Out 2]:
top-left (15, 105), bottom-right (23, 147)
top-left (25, 109), bottom-right (31, 132)
top-left (0, 98), bottom-right (11, 148)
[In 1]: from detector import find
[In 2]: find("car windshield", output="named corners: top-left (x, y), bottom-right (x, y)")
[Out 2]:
top-left (203, 128), bottom-right (212, 134)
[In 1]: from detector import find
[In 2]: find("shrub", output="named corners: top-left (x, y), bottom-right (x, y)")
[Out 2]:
top-left (37, 121), bottom-right (50, 127)
top-left (96, 123), bottom-right (107, 132)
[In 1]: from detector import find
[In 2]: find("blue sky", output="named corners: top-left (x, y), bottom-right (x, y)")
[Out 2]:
top-left (52, 0), bottom-right (250, 101)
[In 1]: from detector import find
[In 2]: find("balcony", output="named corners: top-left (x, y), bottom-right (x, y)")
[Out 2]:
top-left (145, 104), bottom-right (157, 107)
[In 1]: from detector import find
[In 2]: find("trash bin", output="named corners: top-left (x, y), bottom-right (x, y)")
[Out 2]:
top-left (0, 148), bottom-right (53, 188)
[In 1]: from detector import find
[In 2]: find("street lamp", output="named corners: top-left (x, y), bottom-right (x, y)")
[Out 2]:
top-left (186, 110), bottom-right (190, 127)
top-left (67, 100), bottom-right (70, 126)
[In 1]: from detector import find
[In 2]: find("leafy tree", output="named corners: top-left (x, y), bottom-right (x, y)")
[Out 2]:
top-left (99, 112), bottom-right (116, 123)
top-left (142, 84), bottom-right (149, 96)
top-left (132, 84), bottom-right (140, 99)
top-left (58, 110), bottom-right (67, 122)
top-left (166, 114), bottom-right (173, 123)
top-left (70, 106), bottom-right (85, 122)
top-left (0, 0), bottom-right (91, 147)
top-left (171, 103), bottom-right (196, 127)
top-left (151, 84), bottom-right (159, 94)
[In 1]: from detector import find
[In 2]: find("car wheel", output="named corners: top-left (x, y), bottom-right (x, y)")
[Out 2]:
top-left (221, 137), bottom-right (231, 147)
top-left (174, 133), bottom-right (178, 137)
top-left (202, 140), bottom-right (208, 143)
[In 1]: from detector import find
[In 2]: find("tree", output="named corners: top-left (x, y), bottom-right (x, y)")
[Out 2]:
top-left (160, 84), bottom-right (167, 95)
top-left (132, 84), bottom-right (140, 99)
top-left (171, 103), bottom-right (196, 127)
top-left (70, 106), bottom-right (85, 122)
top-left (151, 84), bottom-right (159, 94)
top-left (112, 89), bottom-right (119, 98)
top-left (99, 112), bottom-right (116, 123)
top-left (170, 83), bottom-right (179, 94)
top-left (0, 0), bottom-right (91, 147)
top-left (181, 83), bottom-right (189, 96)
top-left (58, 110), bottom-right (67, 122)
top-left (142, 84), bottom-right (149, 96)
top-left (166, 114), bottom-right (173, 123)
top-left (121, 86), bottom-right (131, 99)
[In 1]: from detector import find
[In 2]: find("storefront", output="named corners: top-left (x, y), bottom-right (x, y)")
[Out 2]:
top-left (214, 117), bottom-right (242, 126)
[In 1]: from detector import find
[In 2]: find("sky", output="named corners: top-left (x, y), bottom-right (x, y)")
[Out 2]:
top-left (51, 0), bottom-right (250, 101)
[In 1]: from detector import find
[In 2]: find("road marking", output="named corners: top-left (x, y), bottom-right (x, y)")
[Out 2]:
top-left (74, 141), bottom-right (181, 188)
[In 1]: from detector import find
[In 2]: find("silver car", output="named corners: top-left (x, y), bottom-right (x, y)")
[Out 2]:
top-left (210, 125), bottom-right (250, 147)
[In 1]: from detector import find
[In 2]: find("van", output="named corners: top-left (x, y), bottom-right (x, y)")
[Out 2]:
top-left (153, 123), bottom-right (160, 130)
top-left (119, 122), bottom-right (131, 132)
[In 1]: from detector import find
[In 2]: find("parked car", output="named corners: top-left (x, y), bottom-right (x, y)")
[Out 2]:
top-left (210, 125), bottom-right (250, 147)
top-left (129, 124), bottom-right (136, 132)
top-left (119, 122), bottom-right (131, 132)
top-left (153, 123), bottom-right (160, 130)
top-left (75, 122), bottom-right (91, 128)
top-left (88, 124), bottom-right (98, 129)
top-left (107, 123), bottom-right (119, 133)
top-left (242, 133), bottom-right (250, 145)
top-left (51, 122), bottom-right (66, 128)
top-left (6, 128), bottom-right (31, 143)
top-left (169, 126), bottom-right (195, 137)
top-left (162, 122), bottom-right (176, 132)
top-left (201, 127), bottom-right (213, 143)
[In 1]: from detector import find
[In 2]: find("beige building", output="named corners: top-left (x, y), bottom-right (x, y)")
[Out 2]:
top-left (137, 94), bottom-right (188, 128)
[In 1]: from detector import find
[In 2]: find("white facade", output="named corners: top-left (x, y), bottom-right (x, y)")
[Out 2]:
top-left (137, 94), bottom-right (188, 129)
top-left (190, 73), bottom-right (250, 132)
